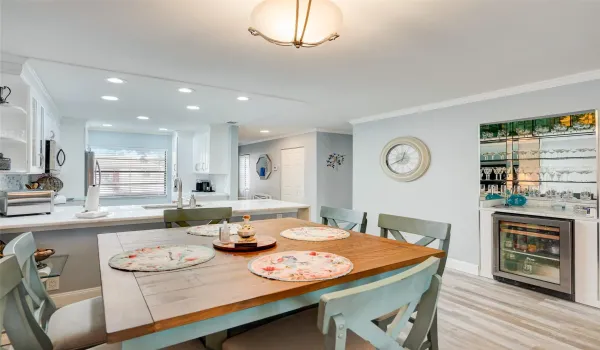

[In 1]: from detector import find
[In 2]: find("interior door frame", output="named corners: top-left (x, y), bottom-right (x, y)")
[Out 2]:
top-left (280, 146), bottom-right (305, 202)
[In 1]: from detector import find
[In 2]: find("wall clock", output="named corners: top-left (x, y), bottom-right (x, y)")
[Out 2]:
top-left (380, 137), bottom-right (430, 182)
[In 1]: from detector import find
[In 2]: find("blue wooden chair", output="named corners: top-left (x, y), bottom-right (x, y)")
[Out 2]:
top-left (222, 257), bottom-right (442, 350)
top-left (320, 206), bottom-right (368, 233)
top-left (378, 214), bottom-right (451, 350)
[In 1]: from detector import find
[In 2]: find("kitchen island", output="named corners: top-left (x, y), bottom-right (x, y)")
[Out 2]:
top-left (0, 200), bottom-right (310, 297)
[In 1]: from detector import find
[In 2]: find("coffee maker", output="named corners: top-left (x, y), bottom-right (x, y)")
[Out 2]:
top-left (195, 180), bottom-right (213, 192)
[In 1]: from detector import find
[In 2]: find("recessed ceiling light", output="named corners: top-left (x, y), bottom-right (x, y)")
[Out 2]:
top-left (106, 77), bottom-right (125, 84)
top-left (178, 87), bottom-right (194, 93)
top-left (101, 96), bottom-right (119, 101)
top-left (187, 105), bottom-right (200, 110)
top-left (237, 96), bottom-right (249, 101)
top-left (102, 124), bottom-right (113, 127)
top-left (260, 130), bottom-right (270, 133)
top-left (159, 128), bottom-right (168, 131)
top-left (137, 116), bottom-right (150, 120)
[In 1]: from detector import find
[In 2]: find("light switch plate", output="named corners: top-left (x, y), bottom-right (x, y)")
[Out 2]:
top-left (46, 277), bottom-right (60, 291)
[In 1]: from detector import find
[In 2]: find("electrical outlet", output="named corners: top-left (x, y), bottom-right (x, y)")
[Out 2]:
top-left (277, 214), bottom-right (283, 219)
top-left (46, 277), bottom-right (60, 291)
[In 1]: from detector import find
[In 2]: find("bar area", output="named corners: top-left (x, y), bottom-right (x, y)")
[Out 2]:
top-left (478, 110), bottom-right (600, 308)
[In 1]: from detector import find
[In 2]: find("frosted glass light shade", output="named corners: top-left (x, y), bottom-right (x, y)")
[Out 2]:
top-left (249, 0), bottom-right (343, 48)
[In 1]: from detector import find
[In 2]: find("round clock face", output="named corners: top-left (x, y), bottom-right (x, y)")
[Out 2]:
top-left (385, 144), bottom-right (421, 175)
top-left (380, 137), bottom-right (430, 182)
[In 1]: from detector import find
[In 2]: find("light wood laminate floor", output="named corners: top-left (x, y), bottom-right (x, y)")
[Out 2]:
top-left (439, 270), bottom-right (600, 350)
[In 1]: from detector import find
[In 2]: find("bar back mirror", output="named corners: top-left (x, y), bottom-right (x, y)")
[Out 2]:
top-left (256, 154), bottom-right (272, 180)
top-left (479, 110), bottom-right (598, 207)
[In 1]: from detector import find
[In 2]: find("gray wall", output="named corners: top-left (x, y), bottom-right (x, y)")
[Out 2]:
top-left (239, 132), bottom-right (318, 221)
top-left (353, 79), bottom-right (600, 266)
top-left (317, 132), bottom-right (353, 212)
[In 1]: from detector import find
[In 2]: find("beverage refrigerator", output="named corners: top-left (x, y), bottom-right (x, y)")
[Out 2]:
top-left (492, 213), bottom-right (574, 300)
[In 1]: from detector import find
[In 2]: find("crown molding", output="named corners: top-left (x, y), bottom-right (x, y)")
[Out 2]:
top-left (20, 61), bottom-right (62, 120)
top-left (239, 127), bottom-right (354, 146)
top-left (350, 69), bottom-right (600, 125)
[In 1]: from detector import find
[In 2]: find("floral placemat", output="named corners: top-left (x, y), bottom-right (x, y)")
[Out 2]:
top-left (248, 251), bottom-right (353, 282)
top-left (187, 224), bottom-right (242, 237)
top-left (108, 245), bottom-right (215, 272)
top-left (280, 227), bottom-right (350, 241)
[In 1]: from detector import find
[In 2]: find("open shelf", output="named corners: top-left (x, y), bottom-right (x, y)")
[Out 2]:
top-left (481, 179), bottom-right (597, 184)
top-left (481, 131), bottom-right (595, 144)
top-left (481, 156), bottom-right (596, 162)
top-left (502, 247), bottom-right (560, 262)
top-left (500, 229), bottom-right (559, 240)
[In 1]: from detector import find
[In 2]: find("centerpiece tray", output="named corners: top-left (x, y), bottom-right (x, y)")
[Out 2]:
top-left (212, 235), bottom-right (277, 252)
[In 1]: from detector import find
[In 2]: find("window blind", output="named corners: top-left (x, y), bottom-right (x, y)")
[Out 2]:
top-left (92, 147), bottom-right (167, 197)
top-left (239, 154), bottom-right (250, 198)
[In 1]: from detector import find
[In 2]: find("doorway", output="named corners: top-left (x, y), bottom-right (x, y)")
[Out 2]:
top-left (281, 147), bottom-right (305, 203)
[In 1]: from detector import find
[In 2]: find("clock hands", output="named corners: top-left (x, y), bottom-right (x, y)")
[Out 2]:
top-left (390, 151), bottom-right (407, 166)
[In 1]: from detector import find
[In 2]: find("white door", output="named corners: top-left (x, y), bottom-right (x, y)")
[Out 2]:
top-left (281, 147), bottom-right (305, 203)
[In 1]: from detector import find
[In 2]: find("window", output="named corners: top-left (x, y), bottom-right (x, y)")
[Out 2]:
top-left (239, 154), bottom-right (250, 198)
top-left (92, 147), bottom-right (167, 197)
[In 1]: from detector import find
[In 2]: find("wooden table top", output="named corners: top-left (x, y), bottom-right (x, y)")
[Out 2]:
top-left (98, 218), bottom-right (445, 343)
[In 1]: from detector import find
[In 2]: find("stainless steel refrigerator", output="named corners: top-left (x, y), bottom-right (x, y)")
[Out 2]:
top-left (84, 151), bottom-right (101, 195)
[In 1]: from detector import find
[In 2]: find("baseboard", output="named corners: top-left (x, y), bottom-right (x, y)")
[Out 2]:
top-left (446, 258), bottom-right (479, 276)
top-left (51, 287), bottom-right (102, 308)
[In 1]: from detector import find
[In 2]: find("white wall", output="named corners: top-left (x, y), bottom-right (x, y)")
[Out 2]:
top-left (239, 132), bottom-right (318, 221)
top-left (353, 79), bottom-right (600, 266)
top-left (59, 117), bottom-right (87, 199)
top-left (317, 132), bottom-right (353, 211)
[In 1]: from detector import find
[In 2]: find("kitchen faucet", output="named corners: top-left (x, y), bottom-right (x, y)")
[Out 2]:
top-left (174, 177), bottom-right (183, 209)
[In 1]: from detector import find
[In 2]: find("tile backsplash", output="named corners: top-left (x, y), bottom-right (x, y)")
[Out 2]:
top-left (0, 174), bottom-right (29, 191)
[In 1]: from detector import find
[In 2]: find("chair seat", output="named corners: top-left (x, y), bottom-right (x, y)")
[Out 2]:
top-left (222, 309), bottom-right (376, 350)
top-left (91, 338), bottom-right (206, 350)
top-left (47, 296), bottom-right (107, 350)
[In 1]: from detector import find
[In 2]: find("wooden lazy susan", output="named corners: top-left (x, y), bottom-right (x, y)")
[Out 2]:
top-left (213, 235), bottom-right (277, 252)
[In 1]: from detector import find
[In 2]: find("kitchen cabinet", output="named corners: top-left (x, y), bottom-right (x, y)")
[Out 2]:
top-left (0, 74), bottom-right (29, 173)
top-left (192, 125), bottom-right (232, 175)
top-left (193, 131), bottom-right (209, 173)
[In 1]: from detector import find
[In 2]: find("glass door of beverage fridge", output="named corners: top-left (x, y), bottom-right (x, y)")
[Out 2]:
top-left (492, 213), bottom-right (573, 296)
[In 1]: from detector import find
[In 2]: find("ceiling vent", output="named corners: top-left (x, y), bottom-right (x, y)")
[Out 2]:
top-left (227, 121), bottom-right (238, 124)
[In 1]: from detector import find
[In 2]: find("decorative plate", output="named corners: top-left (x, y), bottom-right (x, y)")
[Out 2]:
top-left (280, 227), bottom-right (350, 241)
top-left (187, 224), bottom-right (242, 236)
top-left (248, 251), bottom-right (353, 282)
top-left (108, 245), bottom-right (215, 272)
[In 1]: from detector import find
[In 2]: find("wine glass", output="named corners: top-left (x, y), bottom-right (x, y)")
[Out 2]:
top-left (581, 187), bottom-right (592, 201)
top-left (493, 167), bottom-right (501, 180)
top-left (529, 149), bottom-right (540, 158)
top-left (548, 167), bottom-right (557, 181)
top-left (555, 169), bottom-right (566, 182)
top-left (539, 167), bottom-right (548, 181)
top-left (548, 149), bottom-right (556, 158)
top-left (562, 167), bottom-right (573, 182)
top-left (484, 167), bottom-right (493, 180)
top-left (518, 150), bottom-right (529, 159)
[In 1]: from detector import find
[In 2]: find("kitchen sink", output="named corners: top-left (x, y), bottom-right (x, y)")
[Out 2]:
top-left (141, 204), bottom-right (201, 209)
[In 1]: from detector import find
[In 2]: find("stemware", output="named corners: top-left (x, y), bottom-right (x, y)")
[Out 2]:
top-left (497, 130), bottom-right (507, 138)
top-left (563, 167), bottom-right (573, 182)
top-left (498, 151), bottom-right (507, 160)
top-left (581, 187), bottom-right (592, 201)
top-left (548, 149), bottom-right (556, 158)
top-left (539, 167), bottom-right (548, 181)
top-left (529, 149), bottom-right (540, 158)
top-left (555, 169), bottom-right (567, 182)
top-left (488, 151), bottom-right (497, 160)
top-left (480, 168), bottom-right (484, 179)
top-left (514, 167), bottom-right (521, 180)
top-left (480, 184), bottom-right (486, 195)
top-left (483, 167), bottom-right (493, 180)
top-left (548, 168), bottom-right (557, 181)
top-left (481, 152), bottom-right (489, 161)
top-left (493, 167), bottom-right (501, 181)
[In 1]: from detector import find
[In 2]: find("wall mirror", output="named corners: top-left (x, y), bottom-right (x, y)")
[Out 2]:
top-left (256, 154), bottom-right (272, 180)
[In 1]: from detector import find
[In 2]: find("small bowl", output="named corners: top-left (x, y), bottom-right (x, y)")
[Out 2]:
top-left (34, 248), bottom-right (55, 262)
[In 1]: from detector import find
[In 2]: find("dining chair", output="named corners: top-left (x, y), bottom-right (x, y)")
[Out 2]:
top-left (164, 207), bottom-right (233, 228)
top-left (222, 257), bottom-right (442, 350)
top-left (320, 206), bottom-right (368, 233)
top-left (4, 231), bottom-right (108, 349)
top-left (378, 214), bottom-right (451, 350)
top-left (0, 254), bottom-right (206, 350)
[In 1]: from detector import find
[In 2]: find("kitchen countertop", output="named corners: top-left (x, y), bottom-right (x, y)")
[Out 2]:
top-left (480, 205), bottom-right (597, 222)
top-left (0, 199), bottom-right (310, 234)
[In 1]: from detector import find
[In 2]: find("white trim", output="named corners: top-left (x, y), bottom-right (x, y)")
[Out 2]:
top-left (446, 258), bottom-right (479, 276)
top-left (350, 69), bottom-right (600, 125)
top-left (51, 287), bottom-right (102, 308)
top-left (239, 128), bottom-right (352, 146)
top-left (21, 62), bottom-right (62, 118)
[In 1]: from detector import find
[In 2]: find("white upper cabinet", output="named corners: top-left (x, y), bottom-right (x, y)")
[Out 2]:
top-left (192, 124), bottom-right (232, 175)
top-left (0, 74), bottom-right (29, 173)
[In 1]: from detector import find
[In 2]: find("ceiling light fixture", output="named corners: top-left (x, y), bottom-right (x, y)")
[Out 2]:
top-left (159, 128), bottom-right (168, 131)
top-left (237, 96), bottom-right (250, 101)
top-left (101, 96), bottom-right (119, 101)
top-left (102, 124), bottom-right (113, 127)
top-left (260, 130), bottom-right (270, 133)
top-left (137, 116), bottom-right (149, 120)
top-left (106, 77), bottom-right (125, 84)
top-left (248, 0), bottom-right (342, 48)
top-left (187, 105), bottom-right (200, 110)
top-left (178, 87), bottom-right (194, 93)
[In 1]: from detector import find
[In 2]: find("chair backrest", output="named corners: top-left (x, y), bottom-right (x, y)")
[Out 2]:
top-left (320, 206), bottom-right (368, 233)
top-left (0, 255), bottom-right (54, 350)
top-left (4, 232), bottom-right (57, 328)
top-left (378, 214), bottom-right (451, 275)
top-left (317, 257), bottom-right (442, 350)
top-left (164, 207), bottom-right (233, 228)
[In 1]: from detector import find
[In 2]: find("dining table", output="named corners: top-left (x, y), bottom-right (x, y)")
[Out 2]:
top-left (97, 217), bottom-right (446, 350)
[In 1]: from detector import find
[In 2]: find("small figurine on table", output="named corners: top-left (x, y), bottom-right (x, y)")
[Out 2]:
top-left (237, 215), bottom-right (257, 247)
